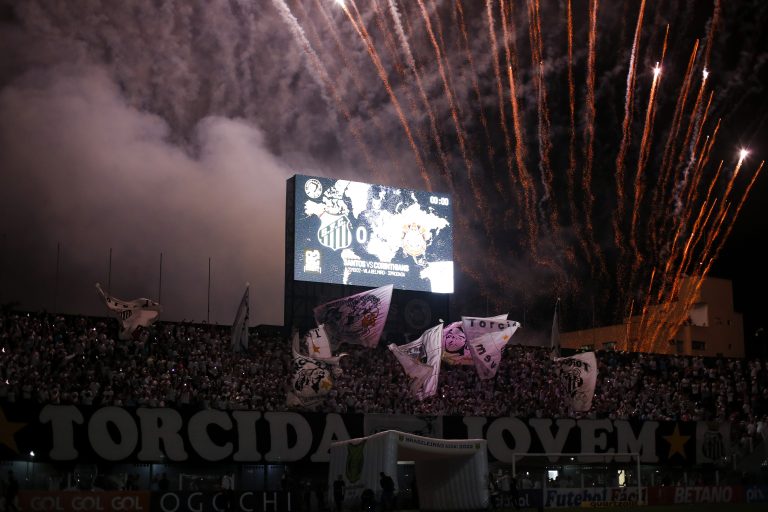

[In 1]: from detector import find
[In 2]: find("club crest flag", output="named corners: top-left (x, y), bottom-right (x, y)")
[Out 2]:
top-left (468, 323), bottom-right (519, 380)
top-left (287, 332), bottom-right (340, 409)
top-left (442, 314), bottom-right (508, 365)
top-left (388, 323), bottom-right (443, 400)
top-left (304, 324), bottom-right (332, 359)
top-left (231, 284), bottom-right (249, 353)
top-left (314, 284), bottom-right (393, 348)
top-left (95, 283), bottom-right (162, 340)
top-left (555, 351), bottom-right (598, 412)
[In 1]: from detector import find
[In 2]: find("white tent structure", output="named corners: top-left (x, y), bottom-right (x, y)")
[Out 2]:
top-left (329, 430), bottom-right (488, 510)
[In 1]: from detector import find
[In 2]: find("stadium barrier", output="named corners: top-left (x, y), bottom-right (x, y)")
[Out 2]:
top-left (20, 488), bottom-right (768, 510)
top-left (17, 491), bottom-right (293, 512)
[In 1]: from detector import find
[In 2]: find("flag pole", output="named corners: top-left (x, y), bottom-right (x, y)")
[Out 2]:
top-left (54, 242), bottom-right (61, 313)
top-left (158, 252), bottom-right (163, 303)
top-left (107, 247), bottom-right (112, 293)
top-left (207, 257), bottom-right (211, 323)
top-left (0, 233), bottom-right (5, 305)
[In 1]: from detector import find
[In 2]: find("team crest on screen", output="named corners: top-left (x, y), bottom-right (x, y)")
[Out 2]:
top-left (401, 222), bottom-right (428, 258)
top-left (318, 216), bottom-right (352, 251)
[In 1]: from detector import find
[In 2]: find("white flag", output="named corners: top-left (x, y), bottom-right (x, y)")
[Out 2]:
top-left (314, 284), bottom-right (393, 348)
top-left (304, 324), bottom-right (331, 359)
top-left (468, 323), bottom-right (519, 380)
top-left (95, 283), bottom-right (161, 340)
top-left (555, 351), bottom-right (598, 412)
top-left (388, 323), bottom-right (443, 400)
top-left (287, 332), bottom-right (341, 408)
top-left (442, 314), bottom-right (509, 366)
top-left (461, 315), bottom-right (516, 342)
top-left (231, 285), bottom-right (249, 353)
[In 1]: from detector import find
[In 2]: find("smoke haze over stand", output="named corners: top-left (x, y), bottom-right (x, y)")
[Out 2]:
top-left (0, 1), bottom-right (766, 339)
top-left (0, 65), bottom-right (291, 324)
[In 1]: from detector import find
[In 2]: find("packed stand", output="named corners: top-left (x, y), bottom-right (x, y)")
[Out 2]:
top-left (1, 309), bottom-right (767, 453)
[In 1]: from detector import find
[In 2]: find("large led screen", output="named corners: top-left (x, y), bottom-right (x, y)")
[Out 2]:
top-left (291, 175), bottom-right (453, 293)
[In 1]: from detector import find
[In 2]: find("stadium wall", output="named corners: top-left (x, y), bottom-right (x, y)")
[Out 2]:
top-left (0, 403), bottom-right (728, 465)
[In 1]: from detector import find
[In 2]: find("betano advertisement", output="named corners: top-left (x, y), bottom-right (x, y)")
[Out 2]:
top-left (291, 174), bottom-right (453, 293)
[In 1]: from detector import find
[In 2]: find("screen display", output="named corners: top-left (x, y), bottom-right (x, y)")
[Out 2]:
top-left (292, 175), bottom-right (453, 293)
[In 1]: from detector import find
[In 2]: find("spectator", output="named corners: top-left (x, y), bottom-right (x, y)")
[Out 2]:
top-left (333, 475), bottom-right (345, 512)
top-left (379, 472), bottom-right (395, 511)
top-left (5, 471), bottom-right (19, 512)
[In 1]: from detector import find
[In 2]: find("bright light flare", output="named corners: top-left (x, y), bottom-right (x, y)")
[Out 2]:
top-left (653, 63), bottom-right (661, 78)
top-left (739, 148), bottom-right (749, 161)
top-left (703, 68), bottom-right (709, 80)
top-left (334, 0), bottom-right (345, 6)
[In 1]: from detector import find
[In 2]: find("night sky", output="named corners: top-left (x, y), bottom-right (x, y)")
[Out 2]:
top-left (0, 1), bottom-right (766, 349)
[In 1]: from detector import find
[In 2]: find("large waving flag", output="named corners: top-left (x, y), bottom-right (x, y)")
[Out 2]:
top-left (231, 284), bottom-right (249, 353)
top-left (388, 323), bottom-right (443, 400)
top-left (287, 332), bottom-right (342, 409)
top-left (95, 283), bottom-right (162, 340)
top-left (305, 324), bottom-right (331, 359)
top-left (313, 284), bottom-right (393, 348)
top-left (555, 351), bottom-right (598, 412)
top-left (442, 314), bottom-right (508, 365)
top-left (303, 324), bottom-right (348, 364)
top-left (467, 323), bottom-right (520, 380)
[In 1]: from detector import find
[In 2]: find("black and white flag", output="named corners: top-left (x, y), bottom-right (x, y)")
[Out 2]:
top-left (95, 283), bottom-right (161, 340)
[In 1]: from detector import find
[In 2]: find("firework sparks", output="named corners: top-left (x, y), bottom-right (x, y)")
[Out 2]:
top-left (269, 0), bottom-right (761, 349)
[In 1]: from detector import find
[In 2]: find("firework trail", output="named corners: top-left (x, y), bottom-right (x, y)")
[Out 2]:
top-left (371, 0), bottom-right (407, 78)
top-left (679, 73), bottom-right (713, 205)
top-left (648, 156), bottom-right (759, 353)
top-left (386, 0), bottom-right (453, 182)
top-left (484, 0), bottom-right (519, 210)
top-left (628, 62), bottom-right (662, 262)
top-left (455, 0), bottom-right (496, 176)
top-left (612, 0), bottom-right (648, 257)
top-left (271, 0), bottom-right (334, 106)
top-left (307, 0), bottom-right (404, 178)
top-left (656, 42), bottom-right (699, 218)
top-left (636, 267), bottom-right (657, 352)
top-left (276, 0), bottom-right (759, 345)
top-left (623, 298), bottom-right (635, 351)
top-left (655, 112), bottom-right (718, 265)
top-left (526, 0), bottom-right (559, 241)
top-left (702, 0), bottom-right (721, 69)
top-left (679, 93), bottom-right (716, 212)
top-left (500, 0), bottom-right (541, 256)
top-left (581, 0), bottom-right (606, 277)
top-left (565, 0), bottom-right (578, 228)
top-left (271, 0), bottom-right (380, 175)
top-left (672, 167), bottom-right (723, 299)
top-left (339, 0), bottom-right (431, 188)
top-left (703, 161), bottom-right (764, 274)
top-left (670, 67), bottom-right (711, 217)
top-left (415, 0), bottom-right (474, 181)
top-left (429, 0), bottom-right (462, 127)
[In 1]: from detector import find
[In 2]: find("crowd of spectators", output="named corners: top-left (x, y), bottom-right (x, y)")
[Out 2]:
top-left (1, 309), bottom-right (767, 455)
